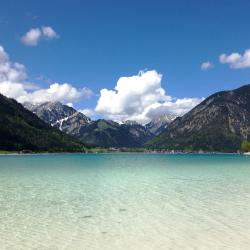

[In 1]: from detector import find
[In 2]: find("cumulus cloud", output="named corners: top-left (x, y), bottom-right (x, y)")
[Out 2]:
top-left (17, 83), bottom-right (92, 104)
top-left (0, 82), bottom-right (27, 100)
top-left (0, 46), bottom-right (28, 99)
top-left (0, 45), bottom-right (92, 104)
top-left (41, 26), bottom-right (58, 39)
top-left (0, 46), bottom-right (203, 123)
top-left (21, 26), bottom-right (58, 46)
top-left (0, 46), bottom-right (9, 62)
top-left (66, 102), bottom-right (74, 108)
top-left (79, 108), bottom-right (96, 118)
top-left (21, 28), bottom-right (41, 46)
top-left (201, 61), bottom-right (213, 71)
top-left (95, 70), bottom-right (203, 124)
top-left (145, 97), bottom-right (203, 119)
top-left (219, 49), bottom-right (250, 69)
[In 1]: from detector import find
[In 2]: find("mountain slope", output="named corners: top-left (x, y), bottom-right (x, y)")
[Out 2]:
top-left (78, 119), bottom-right (153, 147)
top-left (145, 114), bottom-right (177, 135)
top-left (147, 85), bottom-right (250, 152)
top-left (0, 94), bottom-right (84, 152)
top-left (23, 102), bottom-right (91, 136)
top-left (25, 102), bottom-right (154, 147)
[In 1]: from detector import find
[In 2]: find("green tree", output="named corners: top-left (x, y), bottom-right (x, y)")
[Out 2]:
top-left (241, 140), bottom-right (250, 152)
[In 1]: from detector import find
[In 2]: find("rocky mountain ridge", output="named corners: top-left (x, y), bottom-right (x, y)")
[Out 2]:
top-left (23, 102), bottom-right (91, 136)
top-left (147, 84), bottom-right (250, 152)
top-left (0, 95), bottom-right (84, 152)
top-left (24, 101), bottom-right (175, 147)
top-left (145, 114), bottom-right (177, 135)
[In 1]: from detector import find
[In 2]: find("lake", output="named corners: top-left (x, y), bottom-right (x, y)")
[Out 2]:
top-left (0, 153), bottom-right (250, 250)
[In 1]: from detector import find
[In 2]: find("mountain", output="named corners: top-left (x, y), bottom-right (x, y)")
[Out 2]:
top-left (0, 94), bottom-right (85, 152)
top-left (78, 119), bottom-right (153, 147)
top-left (23, 102), bottom-right (91, 136)
top-left (123, 121), bottom-right (154, 144)
top-left (145, 114), bottom-right (177, 135)
top-left (147, 85), bottom-right (250, 152)
top-left (123, 120), bottom-right (139, 125)
top-left (25, 102), bottom-right (154, 147)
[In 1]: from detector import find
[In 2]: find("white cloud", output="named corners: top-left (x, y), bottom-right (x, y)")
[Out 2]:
top-left (66, 102), bottom-right (74, 107)
top-left (79, 108), bottom-right (96, 118)
top-left (21, 26), bottom-right (58, 46)
top-left (0, 45), bottom-right (93, 104)
top-left (41, 26), bottom-right (58, 39)
top-left (219, 49), bottom-right (250, 69)
top-left (17, 83), bottom-right (92, 104)
top-left (201, 61), bottom-right (213, 71)
top-left (21, 28), bottom-right (42, 46)
top-left (0, 82), bottom-right (27, 100)
top-left (0, 46), bottom-right (9, 62)
top-left (0, 46), bottom-right (203, 123)
top-left (0, 46), bottom-right (27, 88)
top-left (95, 70), bottom-right (203, 124)
top-left (145, 97), bottom-right (203, 119)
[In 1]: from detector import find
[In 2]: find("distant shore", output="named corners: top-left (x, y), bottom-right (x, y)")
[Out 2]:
top-left (1, 149), bottom-right (249, 155)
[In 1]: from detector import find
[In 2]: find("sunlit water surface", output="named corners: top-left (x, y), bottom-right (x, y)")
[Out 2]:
top-left (0, 153), bottom-right (250, 250)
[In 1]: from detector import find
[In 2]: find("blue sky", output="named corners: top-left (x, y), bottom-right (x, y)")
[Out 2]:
top-left (0, 0), bottom-right (250, 123)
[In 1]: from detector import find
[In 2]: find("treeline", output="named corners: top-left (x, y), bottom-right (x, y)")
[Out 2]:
top-left (241, 140), bottom-right (250, 152)
top-left (0, 94), bottom-right (85, 152)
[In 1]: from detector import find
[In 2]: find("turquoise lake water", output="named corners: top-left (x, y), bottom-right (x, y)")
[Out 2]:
top-left (0, 153), bottom-right (250, 250)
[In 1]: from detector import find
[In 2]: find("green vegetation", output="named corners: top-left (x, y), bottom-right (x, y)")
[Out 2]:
top-left (78, 119), bottom-right (152, 148)
top-left (85, 147), bottom-right (148, 153)
top-left (0, 94), bottom-right (85, 152)
top-left (147, 85), bottom-right (250, 153)
top-left (241, 140), bottom-right (250, 152)
top-left (147, 127), bottom-right (241, 152)
top-left (0, 150), bottom-right (18, 154)
top-left (97, 120), bottom-right (117, 130)
top-left (85, 147), bottom-right (113, 153)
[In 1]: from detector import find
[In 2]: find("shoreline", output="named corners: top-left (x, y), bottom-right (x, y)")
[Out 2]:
top-left (0, 150), bottom-right (247, 156)
top-left (243, 152), bottom-right (250, 155)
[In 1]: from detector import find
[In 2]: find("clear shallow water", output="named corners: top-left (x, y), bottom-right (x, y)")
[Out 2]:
top-left (0, 154), bottom-right (250, 250)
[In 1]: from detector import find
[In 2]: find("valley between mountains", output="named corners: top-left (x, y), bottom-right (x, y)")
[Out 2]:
top-left (1, 84), bottom-right (250, 153)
